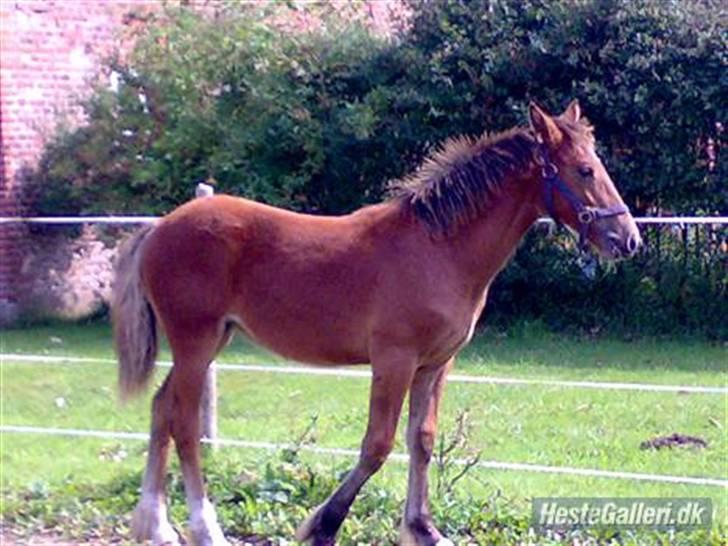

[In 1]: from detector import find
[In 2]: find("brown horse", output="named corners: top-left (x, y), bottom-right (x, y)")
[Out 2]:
top-left (112, 101), bottom-right (640, 546)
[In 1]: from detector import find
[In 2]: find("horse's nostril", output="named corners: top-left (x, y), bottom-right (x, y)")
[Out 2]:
top-left (626, 233), bottom-right (640, 255)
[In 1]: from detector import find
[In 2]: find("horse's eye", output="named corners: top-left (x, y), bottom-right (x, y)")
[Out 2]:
top-left (578, 166), bottom-right (594, 179)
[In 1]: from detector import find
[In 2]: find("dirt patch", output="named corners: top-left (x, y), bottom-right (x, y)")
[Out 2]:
top-left (640, 433), bottom-right (708, 450)
top-left (1, 530), bottom-right (112, 545)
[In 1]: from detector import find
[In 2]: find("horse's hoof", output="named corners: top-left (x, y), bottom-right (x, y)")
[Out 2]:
top-left (399, 517), bottom-right (452, 546)
top-left (295, 503), bottom-right (323, 542)
top-left (130, 501), bottom-right (181, 545)
top-left (295, 503), bottom-right (337, 545)
top-left (188, 528), bottom-right (231, 546)
top-left (188, 499), bottom-right (230, 546)
top-left (188, 535), bottom-right (231, 546)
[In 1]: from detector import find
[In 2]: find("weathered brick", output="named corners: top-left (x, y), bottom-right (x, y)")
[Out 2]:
top-left (0, 0), bottom-right (145, 316)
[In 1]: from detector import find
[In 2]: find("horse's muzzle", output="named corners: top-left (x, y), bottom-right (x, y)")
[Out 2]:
top-left (607, 229), bottom-right (642, 259)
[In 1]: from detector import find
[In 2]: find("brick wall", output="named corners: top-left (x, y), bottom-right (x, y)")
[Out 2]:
top-left (0, 0), bottom-right (152, 323)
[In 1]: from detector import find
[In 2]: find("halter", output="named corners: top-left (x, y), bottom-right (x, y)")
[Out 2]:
top-left (537, 143), bottom-right (629, 251)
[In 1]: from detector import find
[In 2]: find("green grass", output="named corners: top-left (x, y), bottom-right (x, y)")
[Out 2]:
top-left (2, 320), bottom-right (726, 383)
top-left (1, 321), bottom-right (726, 544)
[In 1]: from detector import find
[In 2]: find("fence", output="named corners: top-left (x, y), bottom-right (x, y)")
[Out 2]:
top-left (1, 185), bottom-right (727, 489)
top-left (2, 353), bottom-right (727, 488)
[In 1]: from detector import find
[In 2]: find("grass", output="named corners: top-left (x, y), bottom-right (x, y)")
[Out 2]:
top-left (1, 320), bottom-right (726, 544)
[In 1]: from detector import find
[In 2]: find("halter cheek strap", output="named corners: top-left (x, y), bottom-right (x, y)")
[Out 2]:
top-left (538, 144), bottom-right (629, 250)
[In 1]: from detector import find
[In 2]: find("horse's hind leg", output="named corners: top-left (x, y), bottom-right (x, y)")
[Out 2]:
top-left (132, 373), bottom-right (180, 545)
top-left (166, 322), bottom-right (230, 546)
top-left (296, 348), bottom-right (416, 545)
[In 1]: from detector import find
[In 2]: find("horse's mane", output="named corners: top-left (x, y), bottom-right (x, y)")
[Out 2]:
top-left (390, 119), bottom-right (593, 233)
top-left (389, 128), bottom-right (537, 233)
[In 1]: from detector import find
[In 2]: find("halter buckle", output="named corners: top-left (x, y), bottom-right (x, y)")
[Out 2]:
top-left (578, 209), bottom-right (596, 224)
top-left (541, 163), bottom-right (559, 180)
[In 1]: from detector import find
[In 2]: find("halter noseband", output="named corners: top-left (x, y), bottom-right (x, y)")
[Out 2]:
top-left (537, 143), bottom-right (629, 251)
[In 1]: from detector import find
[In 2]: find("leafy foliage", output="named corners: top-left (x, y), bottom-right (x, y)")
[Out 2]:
top-left (2, 444), bottom-right (723, 545)
top-left (31, 1), bottom-right (724, 215)
top-left (401, 0), bottom-right (726, 214)
top-left (26, 5), bottom-right (410, 215)
top-left (24, 0), bottom-right (726, 337)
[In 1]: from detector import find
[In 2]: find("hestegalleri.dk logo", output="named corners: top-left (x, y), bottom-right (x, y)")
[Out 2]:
top-left (531, 498), bottom-right (712, 531)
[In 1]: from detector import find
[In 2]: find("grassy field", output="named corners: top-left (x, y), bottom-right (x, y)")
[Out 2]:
top-left (1, 321), bottom-right (726, 544)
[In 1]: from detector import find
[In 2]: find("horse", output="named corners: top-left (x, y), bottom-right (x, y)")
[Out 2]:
top-left (112, 100), bottom-right (640, 546)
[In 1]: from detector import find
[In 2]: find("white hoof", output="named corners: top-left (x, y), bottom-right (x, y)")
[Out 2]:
top-left (295, 502), bottom-right (326, 542)
top-left (399, 519), bottom-right (453, 546)
top-left (131, 498), bottom-right (180, 546)
top-left (188, 498), bottom-right (230, 546)
top-left (188, 528), bottom-right (230, 546)
top-left (399, 520), bottom-right (415, 546)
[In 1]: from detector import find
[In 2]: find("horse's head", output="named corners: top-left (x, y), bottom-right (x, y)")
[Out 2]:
top-left (529, 100), bottom-right (641, 260)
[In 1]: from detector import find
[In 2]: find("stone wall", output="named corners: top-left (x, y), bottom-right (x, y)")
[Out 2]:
top-left (19, 225), bottom-right (118, 320)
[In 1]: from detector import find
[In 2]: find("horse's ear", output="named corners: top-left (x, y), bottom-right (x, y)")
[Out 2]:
top-left (529, 102), bottom-right (563, 147)
top-left (562, 99), bottom-right (581, 122)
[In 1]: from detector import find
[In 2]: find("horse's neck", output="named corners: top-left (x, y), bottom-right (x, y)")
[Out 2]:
top-left (451, 170), bottom-right (542, 296)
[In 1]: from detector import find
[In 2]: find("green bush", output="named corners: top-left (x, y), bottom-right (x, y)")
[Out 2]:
top-left (487, 226), bottom-right (727, 339)
top-left (25, 1), bottom-right (726, 337)
top-left (26, 5), bottom-right (411, 215)
top-left (400, 0), bottom-right (726, 214)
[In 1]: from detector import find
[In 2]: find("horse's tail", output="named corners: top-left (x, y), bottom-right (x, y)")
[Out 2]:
top-left (112, 224), bottom-right (158, 401)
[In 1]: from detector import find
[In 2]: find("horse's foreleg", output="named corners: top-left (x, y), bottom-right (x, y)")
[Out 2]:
top-left (400, 359), bottom-right (454, 546)
top-left (168, 327), bottom-right (230, 546)
top-left (296, 349), bottom-right (416, 545)
top-left (132, 373), bottom-right (181, 545)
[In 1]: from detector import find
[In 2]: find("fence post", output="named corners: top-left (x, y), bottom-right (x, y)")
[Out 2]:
top-left (195, 182), bottom-right (218, 448)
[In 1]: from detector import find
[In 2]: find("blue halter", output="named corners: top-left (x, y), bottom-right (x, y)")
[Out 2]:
top-left (538, 143), bottom-right (629, 251)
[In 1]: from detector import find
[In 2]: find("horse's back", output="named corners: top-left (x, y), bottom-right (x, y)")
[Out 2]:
top-left (140, 194), bottom-right (396, 363)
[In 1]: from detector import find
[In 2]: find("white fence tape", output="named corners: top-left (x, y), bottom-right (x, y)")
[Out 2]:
top-left (4, 211), bottom-right (725, 493)
top-left (2, 216), bottom-right (728, 225)
top-left (0, 216), bottom-right (157, 224)
top-left (2, 353), bottom-right (725, 395)
top-left (1, 424), bottom-right (725, 488)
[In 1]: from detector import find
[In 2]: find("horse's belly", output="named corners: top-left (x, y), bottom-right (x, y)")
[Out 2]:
top-left (227, 306), bottom-right (370, 366)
